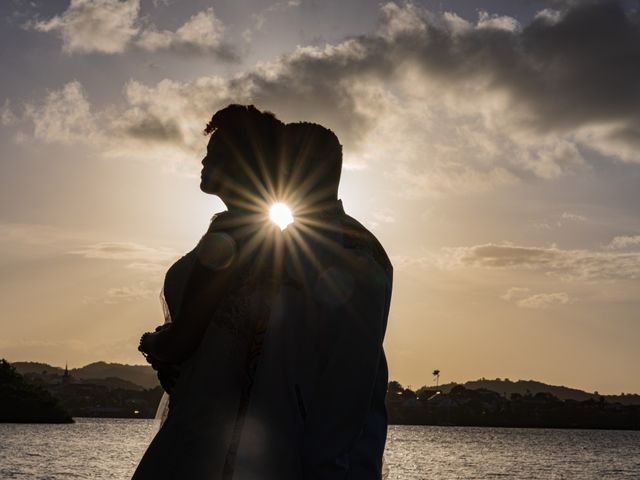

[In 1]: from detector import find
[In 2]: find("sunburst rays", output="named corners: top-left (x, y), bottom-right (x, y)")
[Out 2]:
top-left (202, 120), bottom-right (349, 293)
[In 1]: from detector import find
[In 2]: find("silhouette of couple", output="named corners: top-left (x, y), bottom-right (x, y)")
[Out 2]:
top-left (134, 105), bottom-right (392, 479)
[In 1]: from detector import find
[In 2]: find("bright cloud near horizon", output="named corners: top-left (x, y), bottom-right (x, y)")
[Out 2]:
top-left (1, 0), bottom-right (639, 395)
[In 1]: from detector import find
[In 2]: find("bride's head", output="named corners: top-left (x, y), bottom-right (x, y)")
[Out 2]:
top-left (200, 105), bottom-right (285, 211)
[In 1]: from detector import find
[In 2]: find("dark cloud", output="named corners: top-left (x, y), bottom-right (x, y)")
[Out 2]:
top-left (20, 1), bottom-right (640, 187)
top-left (123, 1), bottom-right (640, 161)
top-left (355, 1), bottom-right (640, 153)
top-left (119, 114), bottom-right (184, 144)
top-left (461, 244), bottom-right (560, 268)
top-left (447, 242), bottom-right (640, 280)
top-left (69, 241), bottom-right (177, 262)
top-left (515, 2), bottom-right (640, 132)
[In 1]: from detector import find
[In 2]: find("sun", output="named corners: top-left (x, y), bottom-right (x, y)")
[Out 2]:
top-left (269, 203), bottom-right (294, 230)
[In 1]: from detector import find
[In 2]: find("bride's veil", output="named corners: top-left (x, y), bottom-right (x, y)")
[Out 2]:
top-left (153, 288), bottom-right (171, 425)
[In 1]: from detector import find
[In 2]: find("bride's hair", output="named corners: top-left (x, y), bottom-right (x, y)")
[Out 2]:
top-left (204, 104), bottom-right (281, 136)
top-left (204, 104), bottom-right (285, 195)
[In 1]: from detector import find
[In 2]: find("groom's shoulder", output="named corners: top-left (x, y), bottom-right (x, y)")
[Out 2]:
top-left (337, 213), bottom-right (393, 281)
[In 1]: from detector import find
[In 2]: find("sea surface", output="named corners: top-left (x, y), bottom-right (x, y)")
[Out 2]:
top-left (0, 419), bottom-right (639, 479)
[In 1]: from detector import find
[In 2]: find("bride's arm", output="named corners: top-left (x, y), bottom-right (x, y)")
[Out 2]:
top-left (139, 217), bottom-right (279, 364)
top-left (139, 232), bottom-right (240, 363)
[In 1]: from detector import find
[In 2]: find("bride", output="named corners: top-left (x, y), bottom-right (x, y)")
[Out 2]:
top-left (134, 105), bottom-right (393, 479)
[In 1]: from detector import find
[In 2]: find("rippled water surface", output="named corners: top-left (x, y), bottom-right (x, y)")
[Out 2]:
top-left (384, 425), bottom-right (640, 479)
top-left (0, 419), bottom-right (639, 479)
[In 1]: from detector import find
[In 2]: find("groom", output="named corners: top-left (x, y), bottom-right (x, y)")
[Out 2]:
top-left (276, 120), bottom-right (393, 479)
top-left (137, 105), bottom-right (392, 479)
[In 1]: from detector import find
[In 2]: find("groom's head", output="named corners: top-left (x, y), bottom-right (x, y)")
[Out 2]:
top-left (283, 122), bottom-right (342, 208)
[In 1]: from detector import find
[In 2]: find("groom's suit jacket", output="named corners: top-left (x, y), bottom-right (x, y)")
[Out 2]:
top-left (228, 200), bottom-right (393, 479)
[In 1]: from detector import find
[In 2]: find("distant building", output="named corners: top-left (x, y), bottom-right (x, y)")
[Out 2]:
top-left (61, 363), bottom-right (71, 385)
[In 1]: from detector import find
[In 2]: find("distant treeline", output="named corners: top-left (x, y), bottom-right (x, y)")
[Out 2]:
top-left (13, 361), bottom-right (640, 406)
top-left (435, 378), bottom-right (640, 406)
top-left (387, 381), bottom-right (640, 430)
top-left (13, 361), bottom-right (159, 389)
top-left (3, 359), bottom-right (640, 429)
top-left (0, 360), bottom-right (72, 423)
top-left (49, 382), bottom-right (163, 419)
top-left (20, 372), bottom-right (162, 419)
top-left (1, 359), bottom-right (161, 421)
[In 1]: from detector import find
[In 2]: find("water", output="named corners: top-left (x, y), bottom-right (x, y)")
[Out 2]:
top-left (0, 419), bottom-right (638, 479)
top-left (384, 426), bottom-right (640, 479)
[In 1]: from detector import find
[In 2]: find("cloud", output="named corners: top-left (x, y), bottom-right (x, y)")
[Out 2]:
top-left (477, 10), bottom-right (522, 32)
top-left (501, 286), bottom-right (531, 301)
top-left (81, 282), bottom-right (157, 305)
top-left (125, 262), bottom-right (167, 273)
top-left (0, 224), bottom-right (175, 272)
top-left (502, 287), bottom-right (570, 309)
top-left (32, 0), bottom-right (140, 54)
top-left (607, 235), bottom-right (640, 250)
top-left (19, 1), bottom-right (640, 193)
top-left (30, 2), bottom-right (236, 59)
top-left (1, 100), bottom-right (18, 126)
top-left (136, 7), bottom-right (237, 59)
top-left (69, 241), bottom-right (177, 264)
top-left (252, 0), bottom-right (302, 31)
top-left (442, 243), bottom-right (640, 281)
top-left (104, 282), bottom-right (155, 303)
top-left (20, 78), bottom-right (200, 169)
top-left (517, 292), bottom-right (570, 309)
top-left (532, 211), bottom-right (588, 229)
top-left (24, 81), bottom-right (96, 144)
top-left (367, 208), bottom-right (396, 228)
top-left (389, 254), bottom-right (434, 271)
top-left (560, 212), bottom-right (587, 223)
top-left (0, 222), bottom-right (83, 246)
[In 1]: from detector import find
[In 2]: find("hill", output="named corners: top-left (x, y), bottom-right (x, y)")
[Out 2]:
top-left (10, 362), bottom-right (640, 406)
top-left (436, 379), bottom-right (640, 406)
top-left (13, 361), bottom-right (159, 390)
top-left (388, 383), bottom-right (640, 430)
top-left (0, 359), bottom-right (73, 423)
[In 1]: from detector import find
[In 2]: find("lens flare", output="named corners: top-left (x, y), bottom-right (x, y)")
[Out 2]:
top-left (269, 203), bottom-right (294, 230)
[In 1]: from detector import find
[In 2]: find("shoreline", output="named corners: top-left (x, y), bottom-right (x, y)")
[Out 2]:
top-left (2, 418), bottom-right (639, 432)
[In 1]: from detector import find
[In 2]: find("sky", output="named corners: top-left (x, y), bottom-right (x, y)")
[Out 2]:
top-left (1, 0), bottom-right (639, 395)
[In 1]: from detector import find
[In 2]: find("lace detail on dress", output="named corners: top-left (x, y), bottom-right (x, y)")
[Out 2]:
top-left (210, 286), bottom-right (253, 338)
top-left (221, 266), bottom-right (280, 479)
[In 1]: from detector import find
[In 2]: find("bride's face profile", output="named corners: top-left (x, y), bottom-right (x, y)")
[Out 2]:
top-left (200, 107), bottom-right (286, 211)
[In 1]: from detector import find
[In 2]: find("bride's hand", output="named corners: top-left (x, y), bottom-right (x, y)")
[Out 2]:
top-left (139, 329), bottom-right (175, 365)
top-left (138, 331), bottom-right (158, 356)
top-left (138, 324), bottom-right (170, 356)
